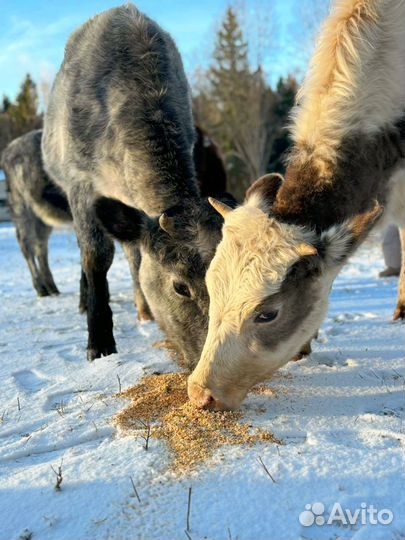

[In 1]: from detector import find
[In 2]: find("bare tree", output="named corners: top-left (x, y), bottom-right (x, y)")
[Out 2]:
top-left (233, 0), bottom-right (276, 71)
top-left (297, 0), bottom-right (331, 69)
top-left (230, 67), bottom-right (277, 181)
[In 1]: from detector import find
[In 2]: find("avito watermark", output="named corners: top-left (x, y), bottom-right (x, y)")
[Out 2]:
top-left (299, 502), bottom-right (394, 527)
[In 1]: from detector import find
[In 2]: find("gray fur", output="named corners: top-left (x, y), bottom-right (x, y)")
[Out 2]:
top-left (42, 4), bottom-right (198, 213)
top-left (42, 4), bottom-right (230, 365)
top-left (2, 130), bottom-right (71, 296)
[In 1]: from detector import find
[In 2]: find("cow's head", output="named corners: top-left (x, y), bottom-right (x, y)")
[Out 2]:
top-left (188, 174), bottom-right (382, 410)
top-left (95, 195), bottom-right (236, 369)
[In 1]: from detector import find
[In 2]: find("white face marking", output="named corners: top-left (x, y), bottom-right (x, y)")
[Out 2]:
top-left (205, 206), bottom-right (317, 325)
top-left (188, 205), bottom-right (331, 409)
top-left (188, 191), bottom-right (382, 409)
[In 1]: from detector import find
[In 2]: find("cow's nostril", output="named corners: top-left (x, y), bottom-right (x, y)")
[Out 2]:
top-left (202, 393), bottom-right (216, 410)
top-left (187, 381), bottom-right (216, 409)
top-left (200, 393), bottom-right (215, 409)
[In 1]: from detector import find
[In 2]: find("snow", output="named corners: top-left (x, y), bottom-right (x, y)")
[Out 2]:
top-left (0, 223), bottom-right (404, 540)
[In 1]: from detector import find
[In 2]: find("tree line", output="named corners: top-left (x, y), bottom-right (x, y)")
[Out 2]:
top-left (194, 7), bottom-right (298, 199)
top-left (0, 7), bottom-right (298, 200)
top-left (0, 74), bottom-right (42, 159)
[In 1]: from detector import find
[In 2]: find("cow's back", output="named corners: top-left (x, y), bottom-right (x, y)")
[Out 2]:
top-left (42, 4), bottom-right (197, 215)
top-left (3, 130), bottom-right (46, 206)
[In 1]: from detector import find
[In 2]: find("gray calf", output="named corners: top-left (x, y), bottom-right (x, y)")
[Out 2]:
top-left (1, 130), bottom-right (71, 296)
top-left (2, 125), bottom-right (226, 313)
top-left (42, 4), bottom-right (232, 365)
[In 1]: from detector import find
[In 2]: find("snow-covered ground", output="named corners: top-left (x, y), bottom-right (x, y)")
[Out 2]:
top-left (0, 223), bottom-right (404, 540)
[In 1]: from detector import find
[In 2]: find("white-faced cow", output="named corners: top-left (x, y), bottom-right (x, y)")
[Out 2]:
top-left (41, 4), bottom-right (234, 365)
top-left (188, 0), bottom-right (405, 410)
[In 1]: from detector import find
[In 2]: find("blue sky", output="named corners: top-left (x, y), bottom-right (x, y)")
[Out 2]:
top-left (0, 0), bottom-right (323, 102)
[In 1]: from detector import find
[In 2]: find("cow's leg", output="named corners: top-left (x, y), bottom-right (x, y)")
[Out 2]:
top-left (14, 210), bottom-right (51, 297)
top-left (79, 263), bottom-right (111, 314)
top-left (393, 227), bottom-right (405, 321)
top-left (17, 229), bottom-right (45, 296)
top-left (69, 184), bottom-right (116, 360)
top-left (34, 220), bottom-right (59, 295)
top-left (79, 270), bottom-right (88, 313)
top-left (122, 243), bottom-right (154, 321)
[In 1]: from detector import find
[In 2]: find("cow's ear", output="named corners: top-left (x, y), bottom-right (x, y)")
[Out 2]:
top-left (320, 202), bottom-right (383, 266)
top-left (95, 197), bottom-right (149, 242)
top-left (216, 192), bottom-right (239, 209)
top-left (245, 173), bottom-right (284, 213)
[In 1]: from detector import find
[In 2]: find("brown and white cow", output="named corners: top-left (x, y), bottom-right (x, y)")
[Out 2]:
top-left (188, 0), bottom-right (405, 410)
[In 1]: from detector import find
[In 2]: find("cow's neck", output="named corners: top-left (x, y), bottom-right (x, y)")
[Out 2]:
top-left (274, 116), bottom-right (405, 231)
top-left (274, 0), bottom-right (405, 231)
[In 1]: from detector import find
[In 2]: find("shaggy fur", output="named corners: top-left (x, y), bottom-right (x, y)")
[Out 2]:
top-left (291, 0), bottom-right (405, 174)
top-left (42, 4), bottom-right (199, 361)
top-left (42, 4), bottom-right (233, 363)
top-left (1, 130), bottom-right (71, 296)
top-left (275, 117), bottom-right (405, 230)
top-left (2, 126), bottom-right (227, 309)
top-left (42, 4), bottom-right (197, 215)
top-left (188, 0), bottom-right (405, 410)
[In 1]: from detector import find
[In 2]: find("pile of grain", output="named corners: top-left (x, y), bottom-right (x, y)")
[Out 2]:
top-left (114, 373), bottom-right (280, 470)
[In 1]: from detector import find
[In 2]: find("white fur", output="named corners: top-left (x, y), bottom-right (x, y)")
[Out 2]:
top-left (188, 0), bottom-right (405, 409)
top-left (31, 202), bottom-right (70, 228)
top-left (206, 206), bottom-right (316, 324)
top-left (384, 168), bottom-right (405, 228)
top-left (291, 0), bottom-right (405, 172)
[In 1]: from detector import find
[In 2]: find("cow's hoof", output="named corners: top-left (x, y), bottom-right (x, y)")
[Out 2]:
top-left (49, 288), bottom-right (60, 296)
top-left (36, 287), bottom-right (51, 297)
top-left (87, 343), bottom-right (117, 361)
top-left (135, 292), bottom-right (154, 322)
top-left (49, 284), bottom-right (60, 295)
top-left (393, 304), bottom-right (405, 321)
top-left (379, 267), bottom-right (400, 278)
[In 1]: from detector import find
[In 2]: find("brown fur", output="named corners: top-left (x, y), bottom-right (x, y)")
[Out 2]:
top-left (275, 116), bottom-right (405, 231)
top-left (245, 174), bottom-right (284, 212)
top-left (193, 126), bottom-right (227, 197)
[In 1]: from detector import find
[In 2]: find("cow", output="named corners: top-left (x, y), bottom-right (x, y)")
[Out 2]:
top-left (41, 4), bottom-right (235, 366)
top-left (193, 126), bottom-right (227, 197)
top-left (2, 126), bottom-right (227, 307)
top-left (1, 129), bottom-right (71, 297)
top-left (188, 0), bottom-right (405, 410)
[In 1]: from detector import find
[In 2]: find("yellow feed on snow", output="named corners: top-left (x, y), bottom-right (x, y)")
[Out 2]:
top-left (114, 373), bottom-right (281, 470)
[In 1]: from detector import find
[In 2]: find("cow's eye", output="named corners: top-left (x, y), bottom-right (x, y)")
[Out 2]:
top-left (173, 281), bottom-right (191, 297)
top-left (254, 310), bottom-right (279, 323)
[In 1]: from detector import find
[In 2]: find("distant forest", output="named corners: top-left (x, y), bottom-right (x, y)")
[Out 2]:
top-left (0, 5), bottom-right (326, 199)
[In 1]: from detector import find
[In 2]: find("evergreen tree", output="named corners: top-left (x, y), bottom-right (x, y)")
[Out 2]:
top-left (193, 8), bottom-right (300, 198)
top-left (1, 96), bottom-right (11, 114)
top-left (0, 75), bottom-right (42, 155)
top-left (210, 7), bottom-right (250, 101)
top-left (207, 7), bottom-right (251, 171)
top-left (9, 74), bottom-right (40, 132)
